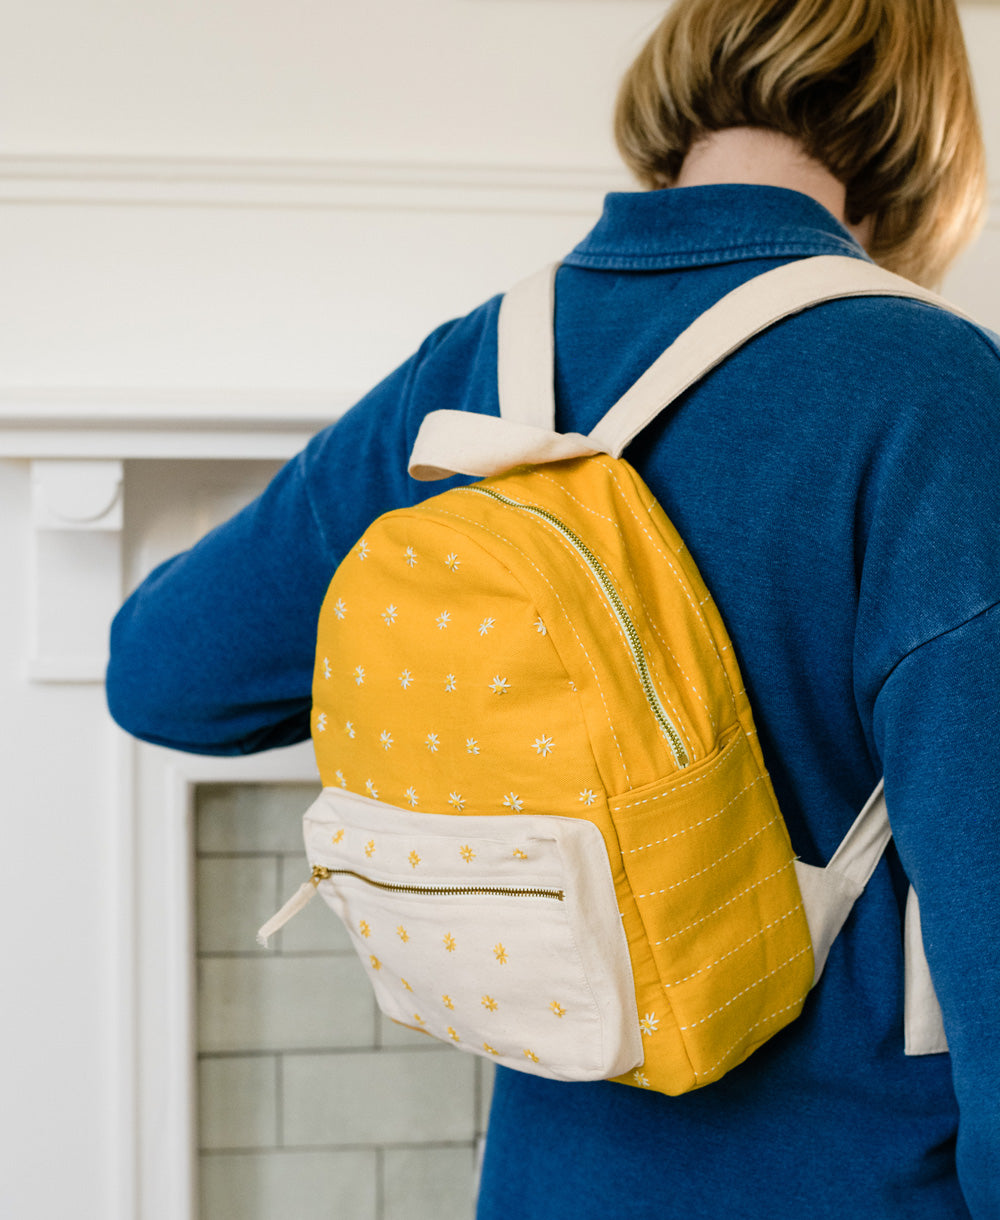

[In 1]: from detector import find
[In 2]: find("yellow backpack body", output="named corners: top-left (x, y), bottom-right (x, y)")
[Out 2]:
top-left (260, 257), bottom-right (954, 1093)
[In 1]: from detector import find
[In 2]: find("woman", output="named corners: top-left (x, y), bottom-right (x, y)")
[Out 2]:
top-left (108, 1), bottom-right (999, 1215)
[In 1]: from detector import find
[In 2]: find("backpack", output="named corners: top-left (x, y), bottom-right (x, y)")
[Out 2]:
top-left (260, 254), bottom-right (958, 1095)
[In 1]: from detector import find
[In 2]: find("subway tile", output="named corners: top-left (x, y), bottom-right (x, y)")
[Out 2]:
top-left (282, 1050), bottom-right (477, 1147)
top-left (197, 857), bottom-right (280, 954)
top-left (198, 1056), bottom-right (278, 1151)
top-left (477, 1059), bottom-right (496, 1136)
top-left (198, 955), bottom-right (375, 1053)
top-left (275, 856), bottom-right (354, 953)
top-left (199, 1148), bottom-right (376, 1220)
top-left (196, 783), bottom-right (319, 855)
top-left (383, 1146), bottom-right (477, 1220)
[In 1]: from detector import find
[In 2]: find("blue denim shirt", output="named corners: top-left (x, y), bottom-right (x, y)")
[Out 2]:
top-left (108, 185), bottom-right (1000, 1218)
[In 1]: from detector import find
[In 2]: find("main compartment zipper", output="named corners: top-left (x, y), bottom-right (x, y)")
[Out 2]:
top-left (257, 863), bottom-right (564, 947)
top-left (466, 485), bottom-right (690, 768)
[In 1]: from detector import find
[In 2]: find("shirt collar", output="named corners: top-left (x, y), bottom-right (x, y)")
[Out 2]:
top-left (564, 184), bottom-right (869, 271)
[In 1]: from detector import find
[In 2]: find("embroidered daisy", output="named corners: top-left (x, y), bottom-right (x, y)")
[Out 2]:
top-left (442, 995), bottom-right (455, 1010)
top-left (443, 933), bottom-right (457, 952)
top-left (512, 848), bottom-right (528, 860)
top-left (382, 604), bottom-right (398, 626)
top-left (481, 995), bottom-right (498, 1012)
top-left (466, 738), bottom-right (480, 755)
top-left (357, 539), bottom-right (369, 560)
top-left (379, 730), bottom-right (394, 750)
top-left (359, 920), bottom-right (371, 938)
top-left (523, 1049), bottom-right (539, 1063)
top-left (444, 674), bottom-right (457, 693)
top-left (425, 733), bottom-right (440, 753)
top-left (412, 1013), bottom-right (425, 1025)
top-left (353, 666), bottom-right (365, 686)
top-left (483, 1043), bottom-right (500, 1056)
top-left (447, 1027), bottom-right (460, 1042)
top-left (502, 792), bottom-right (524, 812)
top-left (408, 850), bottom-right (421, 868)
top-left (315, 712), bottom-right (327, 732)
top-left (490, 676), bottom-right (510, 695)
top-left (534, 617), bottom-right (547, 635)
top-left (445, 552), bottom-right (461, 571)
top-left (404, 787), bottom-right (419, 807)
top-left (368, 954), bottom-right (381, 971)
top-left (550, 1001), bottom-right (566, 1018)
top-left (365, 779), bottom-right (378, 800)
top-left (345, 721), bottom-right (356, 739)
top-left (331, 828), bottom-right (345, 844)
top-left (436, 611), bottom-right (451, 630)
top-left (449, 793), bottom-right (466, 811)
top-left (478, 617), bottom-right (496, 637)
top-left (632, 1070), bottom-right (651, 1089)
top-left (399, 669), bottom-right (413, 690)
top-left (322, 657), bottom-right (331, 679)
top-left (532, 734), bottom-right (554, 757)
top-left (333, 599), bottom-right (347, 620)
top-left (404, 546), bottom-right (417, 567)
top-left (639, 1013), bottom-right (660, 1036)
top-left (396, 925), bottom-right (409, 942)
top-left (401, 978), bottom-right (413, 991)
top-left (459, 844), bottom-right (475, 862)
top-left (334, 771), bottom-right (346, 789)
top-left (493, 943), bottom-right (508, 965)
top-left (579, 789), bottom-right (597, 807)
top-left (365, 839), bottom-right (376, 858)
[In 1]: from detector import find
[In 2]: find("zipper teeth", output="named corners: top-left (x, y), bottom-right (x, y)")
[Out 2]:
top-left (313, 866), bottom-right (564, 901)
top-left (467, 485), bottom-right (689, 768)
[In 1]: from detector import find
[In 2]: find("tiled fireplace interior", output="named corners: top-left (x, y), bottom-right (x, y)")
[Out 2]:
top-left (195, 782), bottom-right (493, 1220)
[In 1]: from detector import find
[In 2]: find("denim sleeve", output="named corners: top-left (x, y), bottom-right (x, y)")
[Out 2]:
top-left (872, 602), bottom-right (1000, 1218)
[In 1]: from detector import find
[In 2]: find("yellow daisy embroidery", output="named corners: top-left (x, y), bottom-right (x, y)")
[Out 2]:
top-left (408, 850), bottom-right (421, 868)
top-left (396, 925), bottom-right (409, 943)
top-left (481, 995), bottom-right (498, 1012)
top-left (443, 933), bottom-right (457, 952)
top-left (365, 839), bottom-right (376, 858)
top-left (513, 848), bottom-right (529, 860)
top-left (523, 1049), bottom-right (540, 1063)
top-left (359, 920), bottom-right (371, 938)
top-left (369, 955), bottom-right (382, 971)
top-left (448, 1027), bottom-right (460, 1042)
top-left (459, 844), bottom-right (475, 862)
top-left (413, 1013), bottom-right (425, 1025)
top-left (442, 995), bottom-right (455, 1010)
top-left (401, 978), bottom-right (412, 991)
top-left (550, 1001), bottom-right (566, 1018)
top-left (331, 829), bottom-right (345, 844)
top-left (483, 1042), bottom-right (500, 1056)
top-left (493, 943), bottom-right (508, 965)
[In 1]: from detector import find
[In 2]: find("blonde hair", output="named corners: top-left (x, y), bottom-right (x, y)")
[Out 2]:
top-left (615, 0), bottom-right (986, 286)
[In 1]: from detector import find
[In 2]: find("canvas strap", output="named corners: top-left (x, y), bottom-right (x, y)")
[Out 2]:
top-left (408, 255), bottom-right (970, 480)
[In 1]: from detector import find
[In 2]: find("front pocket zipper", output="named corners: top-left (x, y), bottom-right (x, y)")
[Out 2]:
top-left (258, 864), bottom-right (564, 945)
top-left (465, 485), bottom-right (689, 767)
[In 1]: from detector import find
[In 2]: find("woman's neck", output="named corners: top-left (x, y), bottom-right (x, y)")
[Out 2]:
top-left (675, 127), bottom-right (871, 246)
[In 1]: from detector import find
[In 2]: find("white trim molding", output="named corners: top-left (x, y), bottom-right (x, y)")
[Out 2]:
top-left (0, 154), bottom-right (630, 216)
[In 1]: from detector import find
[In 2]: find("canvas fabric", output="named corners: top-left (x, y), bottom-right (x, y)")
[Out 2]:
top-left (263, 255), bottom-right (959, 1095)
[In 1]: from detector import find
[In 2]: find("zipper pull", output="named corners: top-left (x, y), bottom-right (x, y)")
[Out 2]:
top-left (256, 866), bottom-right (331, 947)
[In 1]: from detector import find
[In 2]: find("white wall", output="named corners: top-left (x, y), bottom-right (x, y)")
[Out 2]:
top-left (1, 3), bottom-right (999, 1219)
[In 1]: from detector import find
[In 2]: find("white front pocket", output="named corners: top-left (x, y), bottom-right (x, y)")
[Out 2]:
top-left (303, 787), bottom-right (642, 1082)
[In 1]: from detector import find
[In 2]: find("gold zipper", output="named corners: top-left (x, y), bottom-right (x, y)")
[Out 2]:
top-left (466, 485), bottom-right (690, 768)
top-left (311, 864), bottom-right (564, 901)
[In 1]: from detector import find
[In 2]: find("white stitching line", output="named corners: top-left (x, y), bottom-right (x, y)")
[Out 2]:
top-left (663, 905), bottom-right (804, 987)
top-left (434, 501), bottom-right (631, 787)
top-left (694, 999), bottom-right (803, 1079)
top-left (624, 773), bottom-right (764, 854)
top-left (533, 469), bottom-right (621, 528)
top-left (652, 862), bottom-right (794, 945)
top-left (618, 731), bottom-right (741, 815)
top-left (677, 946), bottom-right (812, 1030)
top-left (634, 814), bottom-right (780, 898)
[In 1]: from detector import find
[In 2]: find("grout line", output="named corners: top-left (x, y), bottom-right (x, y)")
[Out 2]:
top-left (275, 1054), bottom-right (284, 1149)
top-left (375, 1146), bottom-right (385, 1220)
top-left (199, 1139), bottom-right (479, 1157)
top-left (196, 1044), bottom-right (453, 1060)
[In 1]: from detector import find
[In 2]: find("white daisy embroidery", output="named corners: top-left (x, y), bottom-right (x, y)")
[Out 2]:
top-left (466, 738), bottom-right (480, 755)
top-left (445, 553), bottom-right (461, 571)
top-left (436, 611), bottom-right (451, 630)
top-left (315, 712), bottom-right (327, 733)
top-left (357, 540), bottom-right (369, 560)
top-left (444, 674), bottom-right (457, 693)
top-left (322, 657), bottom-right (331, 679)
top-left (478, 617), bottom-right (496, 637)
top-left (632, 1070), bottom-right (651, 1089)
top-left (379, 730), bottom-right (394, 750)
top-left (353, 666), bottom-right (365, 686)
top-left (404, 787), bottom-right (419, 807)
top-left (399, 669), bottom-right (413, 689)
top-left (382, 604), bottom-right (398, 626)
top-left (365, 779), bottom-right (378, 799)
top-left (334, 770), bottom-right (347, 789)
top-left (345, 722), bottom-right (356, 739)
top-left (639, 1013), bottom-right (660, 1037)
top-left (490, 676), bottom-right (510, 695)
top-left (579, 789), bottom-right (597, 806)
top-left (532, 735), bottom-right (554, 757)
top-left (333, 599), bottom-right (347, 620)
top-left (534, 617), bottom-right (547, 635)
top-left (449, 792), bottom-right (466, 811)
top-left (425, 733), bottom-right (440, 753)
top-left (404, 546), bottom-right (417, 567)
top-left (502, 792), bottom-right (524, 812)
